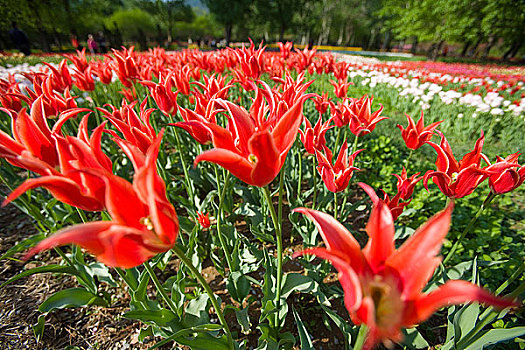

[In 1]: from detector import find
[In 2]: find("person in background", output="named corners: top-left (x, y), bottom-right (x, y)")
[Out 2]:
top-left (96, 31), bottom-right (107, 53)
top-left (8, 21), bottom-right (31, 56)
top-left (87, 34), bottom-right (97, 54)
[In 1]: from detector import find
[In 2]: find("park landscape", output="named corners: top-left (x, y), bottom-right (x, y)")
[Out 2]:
top-left (0, 1), bottom-right (524, 350)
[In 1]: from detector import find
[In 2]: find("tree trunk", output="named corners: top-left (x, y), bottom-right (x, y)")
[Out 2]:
top-left (460, 41), bottom-right (470, 56)
top-left (469, 37), bottom-right (482, 57)
top-left (337, 24), bottom-right (344, 46)
top-left (502, 42), bottom-right (516, 60)
top-left (482, 35), bottom-right (495, 59)
top-left (279, 22), bottom-right (286, 42)
top-left (411, 36), bottom-right (418, 54)
top-left (225, 23), bottom-right (232, 46)
top-left (509, 43), bottom-right (522, 58)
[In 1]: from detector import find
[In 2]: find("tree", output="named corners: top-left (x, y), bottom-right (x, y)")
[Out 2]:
top-left (203, 0), bottom-right (251, 45)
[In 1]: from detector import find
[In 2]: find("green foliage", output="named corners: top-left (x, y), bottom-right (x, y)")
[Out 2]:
top-left (105, 8), bottom-right (156, 42)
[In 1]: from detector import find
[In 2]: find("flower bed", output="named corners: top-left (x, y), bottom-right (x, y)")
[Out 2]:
top-left (0, 44), bottom-right (523, 350)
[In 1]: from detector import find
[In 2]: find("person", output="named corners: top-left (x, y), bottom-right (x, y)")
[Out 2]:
top-left (96, 31), bottom-right (107, 53)
top-left (87, 34), bottom-right (97, 54)
top-left (8, 21), bottom-right (31, 56)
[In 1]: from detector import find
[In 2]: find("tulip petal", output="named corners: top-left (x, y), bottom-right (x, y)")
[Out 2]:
top-left (294, 247), bottom-right (363, 310)
top-left (407, 280), bottom-right (518, 325)
top-left (249, 130), bottom-right (281, 186)
top-left (272, 99), bottom-right (307, 153)
top-left (195, 148), bottom-right (255, 185)
top-left (294, 208), bottom-right (366, 273)
top-left (386, 203), bottom-right (453, 299)
top-left (362, 199), bottom-right (395, 271)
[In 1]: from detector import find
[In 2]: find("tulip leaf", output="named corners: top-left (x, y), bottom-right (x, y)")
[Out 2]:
top-left (39, 288), bottom-right (108, 313)
top-left (226, 271), bottom-right (251, 303)
top-left (292, 306), bottom-right (314, 350)
top-left (281, 273), bottom-right (318, 299)
top-left (185, 294), bottom-right (210, 327)
top-left (0, 232), bottom-right (45, 261)
top-left (402, 328), bottom-right (429, 349)
top-left (32, 314), bottom-right (46, 343)
top-left (453, 303), bottom-right (480, 344)
top-left (148, 325), bottom-right (227, 350)
top-left (124, 309), bottom-right (178, 326)
top-left (0, 265), bottom-right (79, 289)
top-left (462, 326), bottom-right (525, 350)
top-left (235, 307), bottom-right (251, 334)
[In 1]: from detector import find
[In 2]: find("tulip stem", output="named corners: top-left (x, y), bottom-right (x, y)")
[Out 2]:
top-left (353, 324), bottom-right (368, 350)
top-left (404, 149), bottom-right (414, 170)
top-left (214, 167), bottom-right (234, 273)
top-left (351, 133), bottom-right (359, 155)
top-left (443, 193), bottom-right (496, 265)
top-left (172, 127), bottom-right (194, 207)
top-left (335, 127), bottom-right (342, 153)
top-left (144, 261), bottom-right (179, 315)
top-left (334, 192), bottom-right (338, 221)
top-left (312, 157), bottom-right (318, 210)
top-left (171, 245), bottom-right (234, 350)
top-left (262, 186), bottom-right (284, 328)
top-left (297, 149), bottom-right (302, 198)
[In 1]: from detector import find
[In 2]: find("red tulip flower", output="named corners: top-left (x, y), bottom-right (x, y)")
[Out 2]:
top-left (278, 41), bottom-right (293, 60)
top-left (315, 141), bottom-right (363, 193)
top-left (397, 112), bottom-right (443, 150)
top-left (197, 211), bottom-right (211, 229)
top-left (4, 114), bottom-right (112, 211)
top-left (424, 131), bottom-right (494, 198)
top-left (24, 132), bottom-right (179, 268)
top-left (394, 167), bottom-right (423, 201)
top-left (73, 66), bottom-right (95, 92)
top-left (486, 152), bottom-right (525, 194)
top-left (313, 92), bottom-right (334, 115)
top-left (299, 114), bottom-right (334, 155)
top-left (347, 95), bottom-right (387, 136)
top-left (142, 72), bottom-right (179, 116)
top-left (294, 191), bottom-right (517, 349)
top-left (330, 79), bottom-right (353, 99)
top-left (194, 87), bottom-right (313, 187)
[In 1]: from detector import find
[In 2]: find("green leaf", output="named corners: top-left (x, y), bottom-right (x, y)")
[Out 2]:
top-left (226, 271), bottom-right (251, 303)
top-left (148, 324), bottom-right (227, 350)
top-left (32, 314), bottom-right (45, 343)
top-left (124, 309), bottom-right (177, 326)
top-left (453, 303), bottom-right (480, 344)
top-left (281, 273), bottom-right (317, 299)
top-left (402, 328), bottom-right (429, 349)
top-left (185, 294), bottom-right (210, 327)
top-left (0, 233), bottom-right (45, 260)
top-left (235, 307), bottom-right (251, 335)
top-left (292, 306), bottom-right (313, 350)
top-left (1, 265), bottom-right (79, 289)
top-left (39, 288), bottom-right (108, 313)
top-left (463, 326), bottom-right (525, 350)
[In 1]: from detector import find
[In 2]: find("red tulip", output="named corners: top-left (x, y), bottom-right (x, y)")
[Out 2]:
top-left (194, 86), bottom-right (313, 187)
top-left (313, 92), bottom-right (334, 115)
top-left (315, 141), bottom-right (363, 193)
top-left (24, 131), bottom-right (179, 268)
top-left (394, 167), bottom-right (423, 201)
top-left (330, 79), bottom-right (353, 99)
top-left (73, 66), bottom-right (95, 92)
top-left (278, 41), bottom-right (293, 60)
top-left (346, 95), bottom-right (387, 136)
top-left (423, 131), bottom-right (494, 198)
top-left (98, 99), bottom-right (156, 155)
top-left (111, 46), bottom-right (139, 88)
top-left (298, 114), bottom-right (334, 155)
top-left (294, 190), bottom-right (517, 349)
top-left (171, 97), bottom-right (221, 145)
top-left (4, 114), bottom-right (112, 211)
top-left (142, 72), bottom-right (179, 116)
top-left (486, 152), bottom-right (525, 194)
top-left (197, 212), bottom-right (211, 229)
top-left (397, 112), bottom-right (443, 150)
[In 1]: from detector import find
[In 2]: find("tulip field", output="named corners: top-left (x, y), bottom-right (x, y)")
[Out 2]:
top-left (0, 44), bottom-right (524, 350)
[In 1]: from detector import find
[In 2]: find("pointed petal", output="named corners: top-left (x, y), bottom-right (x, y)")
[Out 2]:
top-left (362, 199), bottom-right (395, 272)
top-left (387, 203), bottom-right (453, 299)
top-left (293, 208), bottom-right (366, 273)
top-left (249, 130), bottom-right (281, 187)
top-left (406, 280), bottom-right (518, 325)
top-left (195, 148), bottom-right (255, 185)
top-left (294, 247), bottom-right (363, 310)
top-left (272, 98), bottom-right (307, 153)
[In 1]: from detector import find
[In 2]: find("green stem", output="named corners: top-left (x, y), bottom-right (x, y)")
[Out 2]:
top-left (114, 267), bottom-right (149, 310)
top-left (278, 168), bottom-right (285, 235)
top-left (171, 245), bottom-right (234, 350)
top-left (335, 127), bottom-right (342, 153)
top-left (353, 324), bottom-right (368, 350)
top-left (297, 150), bottom-right (302, 199)
top-left (443, 193), bottom-right (496, 265)
top-left (144, 261), bottom-right (178, 315)
top-left (351, 132), bottom-right (359, 155)
top-left (312, 157), bottom-right (318, 210)
top-left (334, 192), bottom-right (338, 221)
top-left (172, 127), bottom-right (194, 207)
top-left (214, 168), bottom-right (234, 273)
top-left (262, 186), bottom-right (284, 328)
top-left (404, 149), bottom-right (414, 170)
